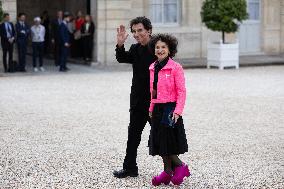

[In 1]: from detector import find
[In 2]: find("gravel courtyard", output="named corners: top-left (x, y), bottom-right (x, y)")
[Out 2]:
top-left (0, 65), bottom-right (284, 188)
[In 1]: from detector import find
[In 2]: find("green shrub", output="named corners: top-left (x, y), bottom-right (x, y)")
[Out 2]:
top-left (201, 0), bottom-right (248, 43)
top-left (0, 1), bottom-right (4, 22)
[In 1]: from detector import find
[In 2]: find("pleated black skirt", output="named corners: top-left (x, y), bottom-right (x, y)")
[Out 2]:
top-left (149, 102), bottom-right (188, 156)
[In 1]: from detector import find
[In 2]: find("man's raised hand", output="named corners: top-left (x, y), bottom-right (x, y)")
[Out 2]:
top-left (117, 25), bottom-right (129, 47)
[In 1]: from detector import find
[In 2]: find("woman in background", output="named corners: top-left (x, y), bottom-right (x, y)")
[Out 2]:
top-left (73, 10), bottom-right (84, 58)
top-left (41, 10), bottom-right (50, 54)
top-left (81, 15), bottom-right (95, 62)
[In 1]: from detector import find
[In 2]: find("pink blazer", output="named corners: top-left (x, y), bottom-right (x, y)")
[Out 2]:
top-left (149, 58), bottom-right (186, 115)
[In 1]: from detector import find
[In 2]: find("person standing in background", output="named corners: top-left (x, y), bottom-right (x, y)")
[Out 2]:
top-left (51, 10), bottom-right (63, 66)
top-left (67, 15), bottom-right (77, 58)
top-left (0, 13), bottom-right (16, 73)
top-left (31, 17), bottom-right (46, 72)
top-left (16, 12), bottom-right (30, 72)
top-left (81, 15), bottom-right (95, 62)
top-left (67, 14), bottom-right (75, 35)
top-left (41, 10), bottom-right (50, 55)
top-left (73, 10), bottom-right (84, 58)
top-left (59, 12), bottom-right (71, 72)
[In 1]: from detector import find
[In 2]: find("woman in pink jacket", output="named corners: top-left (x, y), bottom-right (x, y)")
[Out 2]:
top-left (148, 34), bottom-right (190, 186)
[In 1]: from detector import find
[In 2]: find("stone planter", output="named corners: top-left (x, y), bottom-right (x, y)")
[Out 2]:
top-left (207, 42), bottom-right (239, 69)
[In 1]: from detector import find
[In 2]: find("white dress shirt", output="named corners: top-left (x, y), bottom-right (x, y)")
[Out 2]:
top-left (31, 24), bottom-right (45, 42)
top-left (5, 22), bottom-right (12, 38)
top-left (85, 23), bottom-right (90, 33)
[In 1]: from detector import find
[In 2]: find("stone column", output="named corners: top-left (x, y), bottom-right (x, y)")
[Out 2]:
top-left (96, 0), bottom-right (107, 64)
top-left (96, 0), bottom-right (132, 64)
top-left (1, 0), bottom-right (17, 21)
top-left (0, 0), bottom-right (17, 71)
top-left (262, 0), bottom-right (281, 54)
top-left (90, 0), bottom-right (98, 62)
top-left (280, 0), bottom-right (284, 53)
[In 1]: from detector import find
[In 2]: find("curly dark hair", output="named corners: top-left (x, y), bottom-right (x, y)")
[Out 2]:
top-left (149, 33), bottom-right (178, 58)
top-left (130, 16), bottom-right (152, 32)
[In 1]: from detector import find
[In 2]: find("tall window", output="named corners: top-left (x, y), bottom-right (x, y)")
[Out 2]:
top-left (150, 0), bottom-right (179, 25)
top-left (248, 0), bottom-right (260, 20)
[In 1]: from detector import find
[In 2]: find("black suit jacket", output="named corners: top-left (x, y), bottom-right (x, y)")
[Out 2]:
top-left (15, 22), bottom-right (30, 44)
top-left (81, 22), bottom-right (95, 40)
top-left (59, 22), bottom-right (70, 46)
top-left (116, 43), bottom-right (157, 111)
top-left (51, 19), bottom-right (61, 42)
top-left (0, 22), bottom-right (16, 49)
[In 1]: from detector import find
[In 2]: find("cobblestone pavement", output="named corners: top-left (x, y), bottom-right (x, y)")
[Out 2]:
top-left (0, 64), bottom-right (284, 188)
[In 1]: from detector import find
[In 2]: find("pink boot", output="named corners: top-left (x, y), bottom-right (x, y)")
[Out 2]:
top-left (171, 163), bottom-right (190, 185)
top-left (152, 171), bottom-right (172, 186)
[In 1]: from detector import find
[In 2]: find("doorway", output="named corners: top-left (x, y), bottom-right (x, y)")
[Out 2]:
top-left (16, 0), bottom-right (96, 61)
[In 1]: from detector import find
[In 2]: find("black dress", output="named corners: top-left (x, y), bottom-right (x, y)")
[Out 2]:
top-left (148, 58), bottom-right (188, 156)
top-left (81, 22), bottom-right (95, 60)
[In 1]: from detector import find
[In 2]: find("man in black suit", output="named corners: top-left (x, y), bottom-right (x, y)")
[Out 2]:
top-left (51, 10), bottom-right (63, 66)
top-left (58, 12), bottom-right (71, 72)
top-left (113, 17), bottom-right (156, 178)
top-left (0, 13), bottom-right (16, 73)
top-left (81, 15), bottom-right (95, 62)
top-left (16, 13), bottom-right (30, 72)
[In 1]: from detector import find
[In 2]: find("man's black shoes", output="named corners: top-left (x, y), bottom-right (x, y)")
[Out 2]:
top-left (113, 169), bottom-right (138, 178)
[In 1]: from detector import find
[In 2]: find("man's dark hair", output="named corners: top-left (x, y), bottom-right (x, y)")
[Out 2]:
top-left (3, 13), bottom-right (9, 18)
top-left (18, 13), bottom-right (26, 18)
top-left (149, 33), bottom-right (178, 58)
top-left (130, 16), bottom-right (152, 32)
top-left (63, 11), bottom-right (71, 18)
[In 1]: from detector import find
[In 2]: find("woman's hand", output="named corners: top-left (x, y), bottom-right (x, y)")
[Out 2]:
top-left (149, 111), bottom-right (152, 118)
top-left (117, 25), bottom-right (129, 47)
top-left (172, 113), bottom-right (180, 123)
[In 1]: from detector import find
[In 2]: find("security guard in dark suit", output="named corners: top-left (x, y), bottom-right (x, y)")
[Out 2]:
top-left (16, 13), bottom-right (30, 72)
top-left (58, 12), bottom-right (71, 72)
top-left (51, 11), bottom-right (63, 66)
top-left (0, 13), bottom-right (16, 73)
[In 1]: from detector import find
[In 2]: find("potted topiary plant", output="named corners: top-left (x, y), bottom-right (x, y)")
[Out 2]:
top-left (201, 0), bottom-right (248, 69)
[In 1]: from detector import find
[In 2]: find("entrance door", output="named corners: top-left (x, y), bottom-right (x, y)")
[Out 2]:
top-left (239, 0), bottom-right (261, 54)
top-left (17, 0), bottom-right (96, 61)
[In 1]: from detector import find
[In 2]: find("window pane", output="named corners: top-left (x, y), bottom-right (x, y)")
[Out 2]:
top-left (164, 0), bottom-right (178, 23)
top-left (164, 0), bottom-right (177, 3)
top-left (150, 0), bottom-right (178, 24)
top-left (150, 0), bottom-right (163, 23)
top-left (151, 0), bottom-right (162, 4)
top-left (248, 1), bottom-right (260, 20)
top-left (164, 4), bottom-right (177, 23)
top-left (151, 4), bottom-right (163, 23)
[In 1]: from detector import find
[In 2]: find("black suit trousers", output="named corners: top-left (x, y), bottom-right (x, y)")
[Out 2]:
top-left (54, 41), bottom-right (61, 66)
top-left (2, 41), bottom-right (14, 72)
top-left (17, 41), bottom-right (27, 70)
top-left (82, 36), bottom-right (93, 59)
top-left (123, 107), bottom-right (151, 171)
